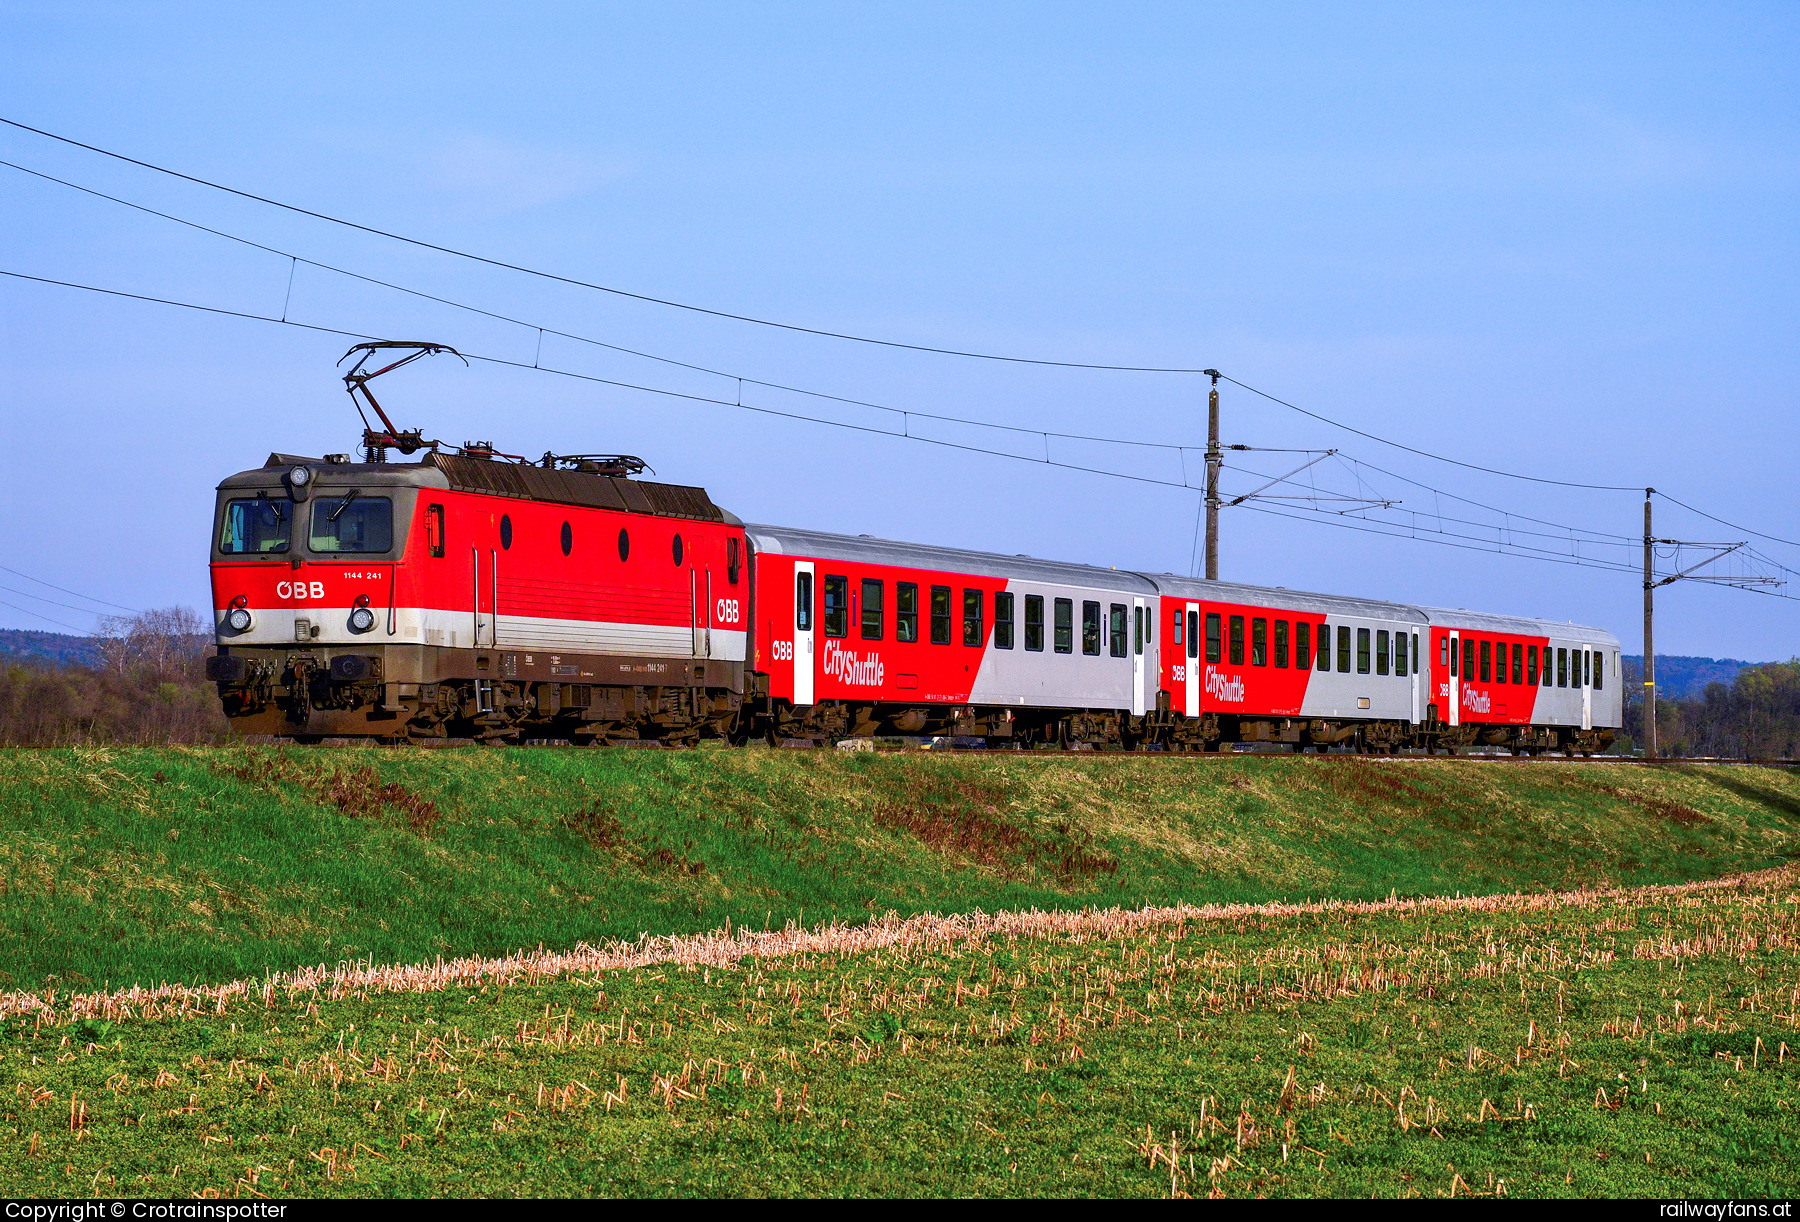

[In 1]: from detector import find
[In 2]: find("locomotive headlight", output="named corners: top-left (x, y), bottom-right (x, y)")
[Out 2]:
top-left (287, 465), bottom-right (312, 488)
top-left (348, 606), bottom-right (376, 633)
top-left (225, 607), bottom-right (253, 633)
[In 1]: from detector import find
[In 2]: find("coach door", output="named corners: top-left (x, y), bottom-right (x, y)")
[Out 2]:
top-left (793, 562), bottom-right (815, 706)
top-left (1185, 601), bottom-right (1201, 715)
top-left (1446, 629), bottom-right (1460, 727)
top-left (1581, 647), bottom-right (1593, 731)
top-left (1131, 596), bottom-right (1148, 717)
top-left (1409, 630), bottom-right (1421, 724)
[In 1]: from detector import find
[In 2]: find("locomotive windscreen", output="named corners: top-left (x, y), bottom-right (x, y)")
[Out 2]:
top-left (219, 498), bottom-right (292, 554)
top-left (308, 496), bottom-right (393, 553)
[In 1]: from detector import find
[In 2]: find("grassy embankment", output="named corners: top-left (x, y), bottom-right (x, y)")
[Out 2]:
top-left (0, 745), bottom-right (1795, 990)
top-left (0, 867), bottom-right (1795, 1196)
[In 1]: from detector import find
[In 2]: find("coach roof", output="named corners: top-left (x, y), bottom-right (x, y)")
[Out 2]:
top-left (1142, 574), bottom-right (1429, 624)
top-left (745, 524), bottom-right (1159, 594)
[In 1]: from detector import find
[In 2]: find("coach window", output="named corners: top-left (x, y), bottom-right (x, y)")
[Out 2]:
top-left (1556, 647), bottom-right (1568, 687)
top-left (1479, 640), bottom-right (1491, 683)
top-left (1376, 629), bottom-right (1390, 676)
top-left (1188, 610), bottom-right (1200, 659)
top-left (1395, 630), bottom-right (1408, 677)
top-left (964, 589), bottom-right (985, 647)
top-left (1172, 609), bottom-right (1184, 650)
top-left (1494, 642), bottom-right (1507, 684)
top-left (1025, 594), bottom-right (1045, 652)
top-left (499, 514), bottom-right (513, 550)
top-left (1250, 617), bottom-right (1267, 666)
top-left (1441, 636), bottom-right (1450, 670)
top-left (1132, 606), bottom-right (1143, 656)
top-left (1526, 645), bottom-right (1538, 685)
top-left (930, 586), bottom-right (952, 645)
top-left (1205, 613), bottom-right (1222, 663)
top-left (1584, 649), bottom-right (1592, 686)
top-left (1295, 622), bottom-right (1310, 671)
top-left (994, 592), bottom-right (1014, 649)
top-left (1593, 651), bottom-right (1603, 690)
top-left (1356, 627), bottom-right (1370, 674)
top-left (671, 533), bottom-right (683, 566)
top-left (1274, 620), bottom-right (1289, 669)
top-left (1054, 598), bottom-right (1074, 654)
top-left (795, 572), bottom-right (813, 631)
top-left (425, 504), bottom-right (445, 558)
top-left (1512, 643), bottom-right (1523, 685)
top-left (1109, 605), bottom-right (1128, 658)
top-left (1338, 625), bottom-right (1353, 674)
top-left (1317, 624), bottom-right (1330, 671)
top-left (861, 579), bottom-right (884, 640)
top-left (896, 582), bottom-right (918, 642)
top-left (1463, 639), bottom-right (1476, 682)
top-left (1228, 616), bottom-right (1245, 666)
top-left (1083, 601), bottom-right (1102, 656)
top-left (823, 576), bottom-right (849, 639)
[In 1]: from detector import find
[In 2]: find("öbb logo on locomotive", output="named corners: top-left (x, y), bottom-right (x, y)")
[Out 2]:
top-left (205, 437), bottom-right (1621, 754)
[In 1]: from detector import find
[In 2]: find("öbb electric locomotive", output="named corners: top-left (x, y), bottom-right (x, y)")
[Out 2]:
top-left (206, 446), bottom-right (1621, 755)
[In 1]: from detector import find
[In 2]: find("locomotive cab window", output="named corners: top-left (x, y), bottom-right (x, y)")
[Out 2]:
top-left (1025, 594), bottom-right (1044, 651)
top-left (963, 589), bottom-right (985, 647)
top-left (930, 586), bottom-right (952, 645)
top-left (994, 592), bottom-right (1014, 649)
top-left (309, 495), bottom-right (392, 554)
top-left (727, 536), bottom-right (740, 585)
top-left (1083, 601), bottom-right (1102, 657)
top-left (1054, 598), bottom-right (1073, 654)
top-left (1251, 617), bottom-right (1267, 666)
top-left (1109, 604), bottom-right (1127, 658)
top-left (823, 575), bottom-right (849, 638)
top-left (860, 579), bottom-right (884, 640)
top-left (1205, 612), bottom-right (1221, 663)
top-left (220, 497), bottom-right (290, 554)
top-left (896, 582), bottom-right (918, 642)
top-left (425, 503), bottom-right (445, 558)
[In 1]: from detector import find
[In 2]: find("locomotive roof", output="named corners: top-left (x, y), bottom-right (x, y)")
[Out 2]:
top-left (744, 524), bottom-right (1159, 594)
top-left (219, 452), bottom-right (738, 525)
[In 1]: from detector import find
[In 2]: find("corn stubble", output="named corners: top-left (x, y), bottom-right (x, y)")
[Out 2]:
top-left (0, 866), bottom-right (1796, 1198)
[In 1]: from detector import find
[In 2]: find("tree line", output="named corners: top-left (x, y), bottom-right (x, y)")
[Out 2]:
top-left (0, 608), bottom-right (227, 746)
top-left (1622, 656), bottom-right (1800, 759)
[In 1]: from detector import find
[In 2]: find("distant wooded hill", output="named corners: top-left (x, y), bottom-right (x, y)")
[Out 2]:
top-left (0, 628), bottom-right (101, 670)
top-left (1621, 655), bottom-right (1753, 701)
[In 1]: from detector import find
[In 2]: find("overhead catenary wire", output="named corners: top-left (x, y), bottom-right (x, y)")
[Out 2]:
top-left (0, 116), bottom-right (1212, 374)
top-left (0, 561), bottom-right (139, 613)
top-left (2, 266), bottom-right (1791, 595)
top-left (0, 598), bottom-right (87, 633)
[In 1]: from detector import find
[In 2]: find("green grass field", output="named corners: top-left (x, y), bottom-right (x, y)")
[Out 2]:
top-left (0, 867), bottom-right (1795, 1197)
top-left (1, 746), bottom-right (1797, 990)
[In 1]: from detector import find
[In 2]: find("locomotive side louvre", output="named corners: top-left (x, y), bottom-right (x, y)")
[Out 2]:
top-left (208, 451), bottom-right (747, 741)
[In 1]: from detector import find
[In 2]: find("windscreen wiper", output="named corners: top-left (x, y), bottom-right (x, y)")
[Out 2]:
top-left (327, 489), bottom-right (361, 523)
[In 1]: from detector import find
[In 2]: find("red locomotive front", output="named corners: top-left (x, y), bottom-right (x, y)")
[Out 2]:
top-left (206, 449), bottom-right (748, 744)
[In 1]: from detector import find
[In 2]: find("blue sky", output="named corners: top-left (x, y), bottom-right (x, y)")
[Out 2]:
top-left (1, 3), bottom-right (1795, 657)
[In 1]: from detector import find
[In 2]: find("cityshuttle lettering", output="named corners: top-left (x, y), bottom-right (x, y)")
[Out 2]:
top-left (1204, 666), bottom-right (1245, 703)
top-left (1462, 687), bottom-right (1491, 714)
top-left (821, 639), bottom-right (885, 687)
